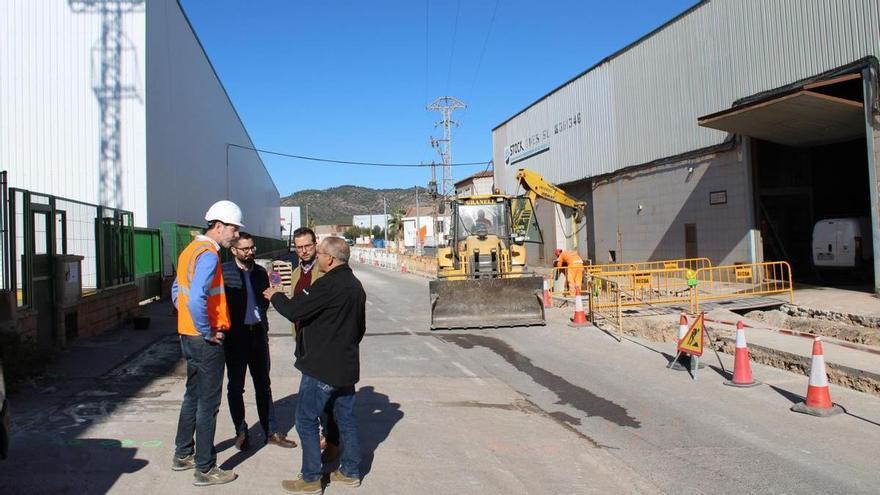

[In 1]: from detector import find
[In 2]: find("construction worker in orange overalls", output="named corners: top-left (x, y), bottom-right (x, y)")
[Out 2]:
top-left (554, 248), bottom-right (584, 296)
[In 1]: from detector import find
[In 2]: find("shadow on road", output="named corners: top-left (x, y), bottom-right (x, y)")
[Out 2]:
top-left (1, 302), bottom-right (181, 492)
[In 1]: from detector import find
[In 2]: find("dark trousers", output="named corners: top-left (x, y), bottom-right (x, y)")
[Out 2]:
top-left (296, 373), bottom-right (361, 482)
top-left (175, 335), bottom-right (226, 472)
top-left (225, 325), bottom-right (277, 436)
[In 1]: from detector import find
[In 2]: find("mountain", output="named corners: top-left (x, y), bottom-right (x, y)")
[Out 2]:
top-left (280, 185), bottom-right (432, 225)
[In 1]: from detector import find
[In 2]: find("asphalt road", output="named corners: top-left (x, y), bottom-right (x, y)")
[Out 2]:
top-left (2, 262), bottom-right (879, 494)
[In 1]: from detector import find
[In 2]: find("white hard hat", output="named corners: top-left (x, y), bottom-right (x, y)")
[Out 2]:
top-left (205, 200), bottom-right (244, 227)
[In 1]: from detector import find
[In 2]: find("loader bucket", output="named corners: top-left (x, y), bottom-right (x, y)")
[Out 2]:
top-left (429, 276), bottom-right (546, 330)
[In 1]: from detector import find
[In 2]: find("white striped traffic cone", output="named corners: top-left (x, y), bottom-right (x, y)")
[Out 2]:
top-left (724, 321), bottom-right (760, 387)
top-left (568, 288), bottom-right (589, 327)
top-left (543, 277), bottom-right (552, 308)
top-left (791, 337), bottom-right (842, 417)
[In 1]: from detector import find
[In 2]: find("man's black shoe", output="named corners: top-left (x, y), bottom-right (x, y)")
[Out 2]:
top-left (234, 431), bottom-right (249, 451)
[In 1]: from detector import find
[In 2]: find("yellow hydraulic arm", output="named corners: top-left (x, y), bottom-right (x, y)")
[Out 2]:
top-left (515, 168), bottom-right (586, 247)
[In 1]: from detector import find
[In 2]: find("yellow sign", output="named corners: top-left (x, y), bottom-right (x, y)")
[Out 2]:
top-left (663, 261), bottom-right (678, 269)
top-left (587, 266), bottom-right (602, 275)
top-left (735, 266), bottom-right (753, 280)
top-left (632, 273), bottom-right (652, 288)
top-left (677, 312), bottom-right (704, 356)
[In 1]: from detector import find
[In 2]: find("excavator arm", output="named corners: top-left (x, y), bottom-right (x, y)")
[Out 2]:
top-left (515, 168), bottom-right (586, 248)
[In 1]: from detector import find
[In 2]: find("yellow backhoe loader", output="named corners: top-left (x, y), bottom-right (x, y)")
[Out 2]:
top-left (429, 194), bottom-right (546, 329)
top-left (429, 169), bottom-right (587, 330)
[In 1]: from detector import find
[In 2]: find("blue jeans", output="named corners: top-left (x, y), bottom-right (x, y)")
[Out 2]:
top-left (174, 335), bottom-right (226, 472)
top-left (295, 373), bottom-right (361, 482)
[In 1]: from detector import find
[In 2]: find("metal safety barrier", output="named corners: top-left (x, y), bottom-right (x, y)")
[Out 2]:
top-left (351, 247), bottom-right (437, 278)
top-left (693, 261), bottom-right (793, 312)
top-left (593, 268), bottom-right (692, 309)
top-left (585, 257), bottom-right (712, 275)
top-left (550, 257), bottom-right (711, 297)
top-left (587, 275), bottom-right (623, 338)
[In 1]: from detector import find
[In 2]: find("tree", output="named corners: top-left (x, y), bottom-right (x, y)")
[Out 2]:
top-left (344, 226), bottom-right (360, 241)
top-left (371, 225), bottom-right (384, 240)
top-left (307, 217), bottom-right (316, 230)
top-left (387, 208), bottom-right (406, 242)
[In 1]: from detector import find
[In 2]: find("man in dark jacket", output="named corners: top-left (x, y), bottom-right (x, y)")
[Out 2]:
top-left (222, 233), bottom-right (296, 451)
top-left (264, 237), bottom-right (366, 494)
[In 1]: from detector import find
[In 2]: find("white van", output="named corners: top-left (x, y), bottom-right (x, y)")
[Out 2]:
top-left (812, 218), bottom-right (873, 274)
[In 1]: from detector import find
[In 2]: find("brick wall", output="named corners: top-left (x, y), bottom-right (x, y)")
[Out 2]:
top-left (74, 283), bottom-right (139, 339)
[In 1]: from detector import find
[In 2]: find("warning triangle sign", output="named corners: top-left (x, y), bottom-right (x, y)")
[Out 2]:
top-left (677, 312), bottom-right (705, 357)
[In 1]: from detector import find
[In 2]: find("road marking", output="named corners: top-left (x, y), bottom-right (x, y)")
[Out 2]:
top-left (451, 361), bottom-right (485, 386)
top-left (423, 342), bottom-right (442, 354)
top-left (389, 316), bottom-right (398, 322)
top-left (451, 361), bottom-right (477, 377)
top-left (404, 327), bottom-right (416, 336)
top-left (375, 307), bottom-right (385, 314)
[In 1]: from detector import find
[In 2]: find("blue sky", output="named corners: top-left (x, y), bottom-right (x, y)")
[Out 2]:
top-left (180, 0), bottom-right (697, 197)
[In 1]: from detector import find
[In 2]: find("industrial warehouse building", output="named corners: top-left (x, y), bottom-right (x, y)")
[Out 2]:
top-left (0, 0), bottom-right (281, 348)
top-left (492, 0), bottom-right (880, 295)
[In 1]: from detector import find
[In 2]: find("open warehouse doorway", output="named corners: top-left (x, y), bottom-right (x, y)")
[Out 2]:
top-left (700, 69), bottom-right (877, 290)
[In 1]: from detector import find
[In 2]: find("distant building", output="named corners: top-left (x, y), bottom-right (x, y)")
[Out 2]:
top-left (352, 214), bottom-right (390, 231)
top-left (455, 170), bottom-right (494, 197)
top-left (403, 206), bottom-right (449, 248)
top-left (280, 206), bottom-right (301, 241)
top-left (314, 224), bottom-right (351, 242)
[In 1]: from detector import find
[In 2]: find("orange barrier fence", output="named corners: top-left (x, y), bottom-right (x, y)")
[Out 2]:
top-left (692, 261), bottom-right (793, 312)
top-left (587, 275), bottom-right (623, 337)
top-left (592, 268), bottom-right (691, 309)
top-left (550, 257), bottom-right (711, 297)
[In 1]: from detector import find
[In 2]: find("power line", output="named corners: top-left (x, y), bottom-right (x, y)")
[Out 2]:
top-left (444, 0), bottom-right (461, 96)
top-left (226, 143), bottom-right (489, 168)
top-left (463, 0), bottom-right (500, 118)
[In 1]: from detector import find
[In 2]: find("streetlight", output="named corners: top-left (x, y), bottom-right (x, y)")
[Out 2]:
top-left (383, 195), bottom-right (388, 249)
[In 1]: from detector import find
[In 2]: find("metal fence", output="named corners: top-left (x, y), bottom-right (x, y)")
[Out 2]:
top-left (550, 257), bottom-right (711, 297)
top-left (587, 274), bottom-right (623, 337)
top-left (9, 187), bottom-right (134, 308)
top-left (693, 261), bottom-right (794, 312)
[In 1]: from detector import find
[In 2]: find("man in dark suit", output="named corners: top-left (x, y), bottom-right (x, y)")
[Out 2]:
top-left (222, 232), bottom-right (296, 450)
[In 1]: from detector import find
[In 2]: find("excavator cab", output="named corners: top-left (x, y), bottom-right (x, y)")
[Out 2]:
top-left (429, 195), bottom-right (546, 330)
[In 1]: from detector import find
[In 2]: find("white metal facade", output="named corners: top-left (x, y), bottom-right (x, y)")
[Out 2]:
top-left (1, 0), bottom-right (280, 238)
top-left (492, 0), bottom-right (880, 191)
top-left (0, 0), bottom-right (147, 216)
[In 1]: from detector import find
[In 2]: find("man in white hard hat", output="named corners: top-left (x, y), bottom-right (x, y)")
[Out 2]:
top-left (170, 200), bottom-right (242, 486)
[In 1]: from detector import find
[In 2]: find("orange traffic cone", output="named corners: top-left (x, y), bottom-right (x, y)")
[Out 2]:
top-left (568, 288), bottom-right (589, 327)
top-left (724, 321), bottom-right (760, 387)
top-left (791, 337), bottom-right (843, 417)
top-left (543, 277), bottom-right (552, 308)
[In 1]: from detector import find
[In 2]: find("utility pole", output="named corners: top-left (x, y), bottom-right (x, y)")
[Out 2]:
top-left (382, 195), bottom-right (388, 247)
top-left (415, 186), bottom-right (421, 254)
top-left (427, 96), bottom-right (466, 201)
top-left (69, 0), bottom-right (145, 208)
top-left (305, 204), bottom-right (309, 229)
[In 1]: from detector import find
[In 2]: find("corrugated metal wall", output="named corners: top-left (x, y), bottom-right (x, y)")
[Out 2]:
top-left (493, 0), bottom-right (880, 192)
top-left (0, 0), bottom-right (147, 217)
top-left (146, 0), bottom-right (281, 238)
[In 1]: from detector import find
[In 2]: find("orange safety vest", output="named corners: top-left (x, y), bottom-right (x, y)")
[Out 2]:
top-left (177, 239), bottom-right (230, 336)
